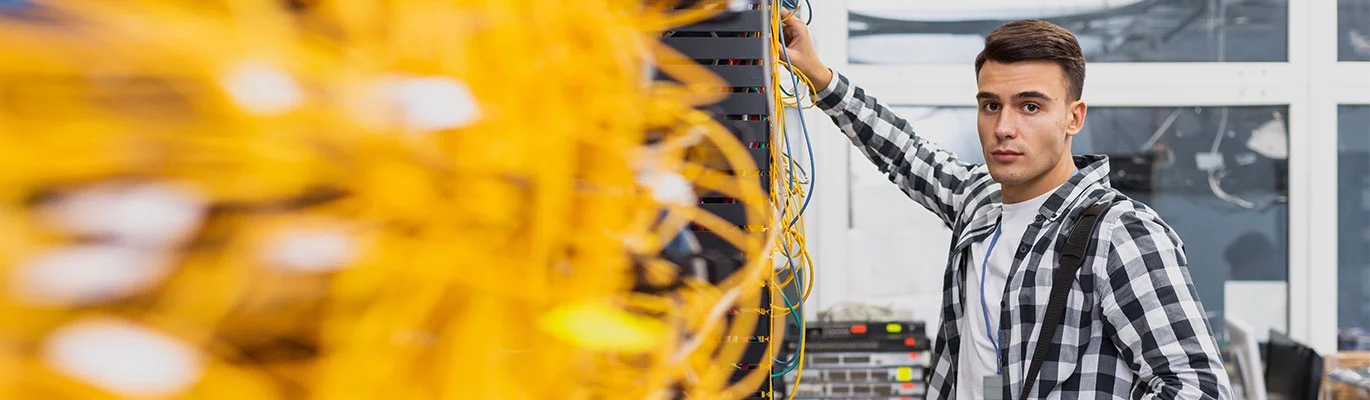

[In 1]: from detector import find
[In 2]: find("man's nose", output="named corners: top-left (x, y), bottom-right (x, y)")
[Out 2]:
top-left (994, 111), bottom-right (1019, 140)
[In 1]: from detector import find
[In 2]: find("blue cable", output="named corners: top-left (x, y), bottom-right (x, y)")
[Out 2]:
top-left (776, 0), bottom-right (814, 90)
top-left (768, 11), bottom-right (817, 375)
top-left (775, 11), bottom-right (817, 230)
top-left (771, 239), bottom-right (804, 366)
top-left (771, 241), bottom-right (805, 375)
top-left (772, 2), bottom-right (801, 206)
top-left (774, 7), bottom-right (810, 293)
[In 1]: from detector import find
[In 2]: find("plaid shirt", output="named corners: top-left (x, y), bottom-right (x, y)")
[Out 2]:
top-left (815, 72), bottom-right (1232, 400)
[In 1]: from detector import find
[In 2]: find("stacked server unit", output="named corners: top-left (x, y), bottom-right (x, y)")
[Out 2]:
top-left (665, 1), bottom-right (777, 398)
top-left (782, 321), bottom-right (933, 400)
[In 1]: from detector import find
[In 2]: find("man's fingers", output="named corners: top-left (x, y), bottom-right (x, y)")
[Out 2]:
top-left (780, 15), bottom-right (805, 41)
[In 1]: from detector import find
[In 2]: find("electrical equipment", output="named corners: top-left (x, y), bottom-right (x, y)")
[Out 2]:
top-left (785, 321), bottom-right (931, 354)
top-left (665, 1), bottom-right (779, 398)
top-left (780, 321), bottom-right (932, 400)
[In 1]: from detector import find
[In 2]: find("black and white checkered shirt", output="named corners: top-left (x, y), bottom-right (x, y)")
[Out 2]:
top-left (815, 72), bottom-right (1232, 400)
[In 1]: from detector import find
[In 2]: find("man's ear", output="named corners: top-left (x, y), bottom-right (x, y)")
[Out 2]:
top-left (1065, 100), bottom-right (1087, 137)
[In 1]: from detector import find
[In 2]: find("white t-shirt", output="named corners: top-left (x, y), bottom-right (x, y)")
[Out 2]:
top-left (956, 188), bottom-right (1056, 400)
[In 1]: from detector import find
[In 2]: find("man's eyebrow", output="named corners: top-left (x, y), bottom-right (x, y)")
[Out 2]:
top-left (975, 92), bottom-right (999, 101)
top-left (1014, 91), bottom-right (1054, 102)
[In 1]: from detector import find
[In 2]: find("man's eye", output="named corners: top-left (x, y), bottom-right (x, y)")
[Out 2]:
top-left (1022, 103), bottom-right (1040, 113)
top-left (983, 103), bottom-right (1000, 112)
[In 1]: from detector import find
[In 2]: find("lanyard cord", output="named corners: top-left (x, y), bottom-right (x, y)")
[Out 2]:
top-left (979, 223), bottom-right (1004, 375)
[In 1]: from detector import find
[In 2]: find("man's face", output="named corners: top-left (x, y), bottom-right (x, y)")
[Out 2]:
top-left (975, 60), bottom-right (1086, 187)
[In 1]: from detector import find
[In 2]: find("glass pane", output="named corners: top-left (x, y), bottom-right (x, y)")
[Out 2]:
top-left (1342, 0), bottom-right (1370, 61)
top-left (1339, 105), bottom-right (1370, 348)
top-left (848, 0), bottom-right (1289, 64)
top-left (848, 105), bottom-right (1290, 335)
top-left (1083, 106), bottom-right (1290, 337)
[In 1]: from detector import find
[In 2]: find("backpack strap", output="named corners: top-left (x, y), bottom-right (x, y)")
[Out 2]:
top-left (1018, 200), bottom-right (1114, 400)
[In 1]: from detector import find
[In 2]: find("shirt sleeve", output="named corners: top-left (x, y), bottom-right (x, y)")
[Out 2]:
top-left (1095, 207), bottom-right (1234, 400)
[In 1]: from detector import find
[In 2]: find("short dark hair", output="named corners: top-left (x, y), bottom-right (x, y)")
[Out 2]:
top-left (974, 20), bottom-right (1086, 101)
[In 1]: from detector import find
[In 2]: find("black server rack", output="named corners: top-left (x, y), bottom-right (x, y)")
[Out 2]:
top-left (665, 1), bottom-right (777, 398)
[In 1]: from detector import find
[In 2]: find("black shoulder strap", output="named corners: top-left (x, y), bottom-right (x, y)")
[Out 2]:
top-left (1018, 200), bottom-right (1114, 400)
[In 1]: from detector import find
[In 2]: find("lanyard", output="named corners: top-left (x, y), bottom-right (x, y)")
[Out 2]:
top-left (979, 223), bottom-right (1004, 375)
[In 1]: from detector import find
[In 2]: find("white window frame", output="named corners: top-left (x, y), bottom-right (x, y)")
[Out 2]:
top-left (1319, 0), bottom-right (1370, 353)
top-left (800, 0), bottom-right (1361, 353)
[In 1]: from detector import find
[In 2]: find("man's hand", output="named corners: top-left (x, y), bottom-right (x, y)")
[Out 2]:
top-left (779, 12), bottom-right (834, 90)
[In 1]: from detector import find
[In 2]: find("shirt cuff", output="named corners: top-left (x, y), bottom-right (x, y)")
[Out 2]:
top-left (814, 69), bottom-right (847, 112)
top-left (815, 68), bottom-right (840, 98)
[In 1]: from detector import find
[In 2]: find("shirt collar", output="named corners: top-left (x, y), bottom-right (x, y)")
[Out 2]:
top-left (1039, 154), bottom-right (1112, 222)
top-left (954, 155), bottom-right (1112, 253)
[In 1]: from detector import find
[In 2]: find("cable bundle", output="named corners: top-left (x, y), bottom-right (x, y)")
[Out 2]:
top-left (0, 0), bottom-right (775, 398)
top-left (766, 2), bottom-right (819, 399)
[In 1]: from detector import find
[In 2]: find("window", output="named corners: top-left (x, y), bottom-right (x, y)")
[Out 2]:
top-left (1339, 105), bottom-right (1370, 336)
top-left (1341, 0), bottom-right (1370, 61)
top-left (1085, 106), bottom-right (1290, 335)
top-left (847, 0), bottom-right (1290, 65)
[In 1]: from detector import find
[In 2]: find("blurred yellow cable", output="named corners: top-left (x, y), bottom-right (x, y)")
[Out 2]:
top-left (0, 0), bottom-right (780, 399)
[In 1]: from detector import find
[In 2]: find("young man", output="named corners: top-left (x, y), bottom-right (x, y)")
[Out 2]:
top-left (780, 18), bottom-right (1233, 400)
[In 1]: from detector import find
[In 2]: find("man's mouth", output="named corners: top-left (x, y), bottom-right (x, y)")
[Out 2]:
top-left (991, 149), bottom-right (1023, 163)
